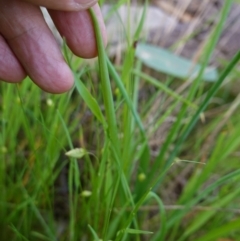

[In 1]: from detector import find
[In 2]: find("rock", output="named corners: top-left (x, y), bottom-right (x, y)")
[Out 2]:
top-left (102, 4), bottom-right (177, 42)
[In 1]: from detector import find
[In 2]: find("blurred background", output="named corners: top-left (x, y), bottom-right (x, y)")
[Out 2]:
top-left (1, 1), bottom-right (240, 240)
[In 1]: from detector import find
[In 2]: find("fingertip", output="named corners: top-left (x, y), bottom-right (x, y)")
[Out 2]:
top-left (69, 25), bottom-right (108, 59)
top-left (0, 35), bottom-right (26, 83)
top-left (51, 65), bottom-right (75, 94)
top-left (0, 67), bottom-right (26, 84)
top-left (0, 1), bottom-right (75, 93)
top-left (36, 63), bottom-right (74, 94)
top-left (8, 71), bottom-right (27, 83)
top-left (49, 4), bottom-right (107, 59)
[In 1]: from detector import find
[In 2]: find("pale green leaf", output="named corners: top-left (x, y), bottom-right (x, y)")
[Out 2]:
top-left (136, 43), bottom-right (218, 82)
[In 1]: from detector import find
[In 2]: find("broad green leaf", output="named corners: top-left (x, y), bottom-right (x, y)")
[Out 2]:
top-left (136, 43), bottom-right (218, 82)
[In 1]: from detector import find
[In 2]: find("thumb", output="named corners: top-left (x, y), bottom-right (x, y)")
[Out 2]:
top-left (23, 0), bottom-right (98, 11)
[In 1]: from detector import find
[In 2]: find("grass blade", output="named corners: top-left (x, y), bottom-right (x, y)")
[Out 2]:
top-left (165, 50), bottom-right (240, 169)
top-left (89, 8), bottom-right (120, 155)
top-left (74, 76), bottom-right (107, 127)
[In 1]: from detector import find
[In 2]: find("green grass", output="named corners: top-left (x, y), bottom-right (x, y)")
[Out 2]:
top-left (1, 1), bottom-right (240, 240)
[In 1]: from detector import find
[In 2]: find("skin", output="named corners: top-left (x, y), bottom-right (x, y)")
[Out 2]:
top-left (0, 0), bottom-right (107, 93)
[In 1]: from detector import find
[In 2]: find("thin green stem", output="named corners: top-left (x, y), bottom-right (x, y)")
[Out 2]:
top-left (89, 8), bottom-right (120, 156)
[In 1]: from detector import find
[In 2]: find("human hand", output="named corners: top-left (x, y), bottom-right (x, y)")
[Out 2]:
top-left (0, 0), bottom-right (107, 93)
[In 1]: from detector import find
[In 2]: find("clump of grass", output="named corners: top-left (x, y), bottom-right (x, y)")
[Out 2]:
top-left (1, 1), bottom-right (240, 241)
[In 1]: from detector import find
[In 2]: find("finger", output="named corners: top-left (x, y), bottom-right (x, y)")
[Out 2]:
top-left (0, 0), bottom-right (74, 93)
top-left (0, 35), bottom-right (26, 83)
top-left (48, 4), bottom-right (107, 59)
top-left (24, 0), bottom-right (98, 11)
